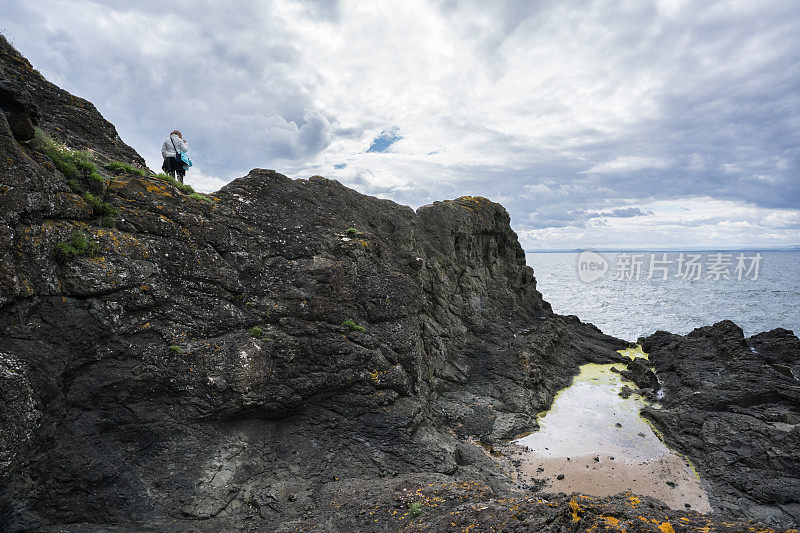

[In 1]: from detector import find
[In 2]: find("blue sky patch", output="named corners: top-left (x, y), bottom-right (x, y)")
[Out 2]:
top-left (366, 128), bottom-right (401, 153)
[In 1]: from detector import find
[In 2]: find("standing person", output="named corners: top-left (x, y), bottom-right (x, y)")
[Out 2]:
top-left (161, 130), bottom-right (189, 183)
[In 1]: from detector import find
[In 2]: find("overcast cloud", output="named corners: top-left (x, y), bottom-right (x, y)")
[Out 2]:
top-left (1, 0), bottom-right (798, 249)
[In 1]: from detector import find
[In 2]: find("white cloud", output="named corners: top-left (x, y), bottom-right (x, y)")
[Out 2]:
top-left (580, 156), bottom-right (668, 174)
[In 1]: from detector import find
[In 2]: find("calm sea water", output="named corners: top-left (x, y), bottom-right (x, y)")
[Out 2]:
top-left (526, 251), bottom-right (800, 341)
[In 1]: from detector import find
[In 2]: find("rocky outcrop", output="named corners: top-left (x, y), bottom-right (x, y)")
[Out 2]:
top-left (1, 34), bottom-right (797, 532)
top-left (641, 321), bottom-right (800, 528)
top-left (0, 35), bottom-right (632, 532)
top-left (0, 35), bottom-right (143, 165)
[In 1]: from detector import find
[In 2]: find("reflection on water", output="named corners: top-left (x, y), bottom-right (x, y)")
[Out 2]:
top-left (510, 350), bottom-right (711, 512)
top-left (516, 363), bottom-right (666, 461)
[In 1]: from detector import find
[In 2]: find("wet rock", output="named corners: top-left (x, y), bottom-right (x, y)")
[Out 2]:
top-left (620, 357), bottom-right (659, 391)
top-left (641, 320), bottom-right (800, 528)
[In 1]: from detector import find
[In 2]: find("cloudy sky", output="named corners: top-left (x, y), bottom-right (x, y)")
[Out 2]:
top-left (2, 0), bottom-right (799, 250)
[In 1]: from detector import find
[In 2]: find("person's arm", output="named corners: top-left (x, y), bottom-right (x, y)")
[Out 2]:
top-left (161, 140), bottom-right (168, 159)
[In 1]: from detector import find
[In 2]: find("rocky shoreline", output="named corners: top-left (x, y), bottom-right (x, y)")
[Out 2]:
top-left (1, 35), bottom-right (798, 531)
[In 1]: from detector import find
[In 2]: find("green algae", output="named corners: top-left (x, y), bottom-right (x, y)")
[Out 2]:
top-left (618, 344), bottom-right (649, 360)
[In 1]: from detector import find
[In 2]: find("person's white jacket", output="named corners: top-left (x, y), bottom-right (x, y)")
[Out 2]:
top-left (161, 134), bottom-right (188, 159)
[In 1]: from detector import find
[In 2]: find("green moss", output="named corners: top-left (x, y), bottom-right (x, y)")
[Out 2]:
top-left (342, 320), bottom-right (365, 332)
top-left (169, 345), bottom-right (183, 354)
top-left (52, 231), bottom-right (99, 263)
top-left (245, 301), bottom-right (256, 308)
top-left (104, 160), bottom-right (149, 177)
top-left (345, 227), bottom-right (359, 236)
top-left (100, 216), bottom-right (116, 228)
top-left (618, 344), bottom-right (649, 361)
top-left (82, 191), bottom-right (118, 217)
top-left (249, 326), bottom-right (265, 339)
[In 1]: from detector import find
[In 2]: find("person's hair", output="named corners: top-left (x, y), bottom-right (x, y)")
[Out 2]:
top-left (170, 130), bottom-right (182, 139)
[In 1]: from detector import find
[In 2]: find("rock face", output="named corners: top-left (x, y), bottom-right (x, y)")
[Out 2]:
top-left (1, 35), bottom-right (798, 532)
top-left (642, 321), bottom-right (800, 528)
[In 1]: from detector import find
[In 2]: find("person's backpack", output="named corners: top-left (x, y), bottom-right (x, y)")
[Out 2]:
top-left (171, 136), bottom-right (192, 169)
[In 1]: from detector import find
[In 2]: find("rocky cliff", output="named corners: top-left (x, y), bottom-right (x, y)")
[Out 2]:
top-left (1, 35), bottom-right (798, 532)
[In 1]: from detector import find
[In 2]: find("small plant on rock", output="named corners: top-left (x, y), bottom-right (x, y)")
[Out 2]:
top-left (34, 127), bottom-right (103, 183)
top-left (249, 326), bottom-right (265, 339)
top-left (407, 501), bottom-right (423, 518)
top-left (82, 191), bottom-right (118, 217)
top-left (155, 173), bottom-right (196, 195)
top-left (169, 345), bottom-right (183, 354)
top-left (188, 192), bottom-right (212, 203)
top-left (345, 227), bottom-right (359, 236)
top-left (52, 230), bottom-right (100, 263)
top-left (104, 160), bottom-right (149, 177)
top-left (342, 320), bottom-right (365, 332)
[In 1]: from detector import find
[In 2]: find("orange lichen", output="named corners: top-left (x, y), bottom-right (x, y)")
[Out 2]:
top-left (601, 516), bottom-right (624, 530)
top-left (656, 521), bottom-right (675, 533)
top-left (568, 498), bottom-right (581, 522)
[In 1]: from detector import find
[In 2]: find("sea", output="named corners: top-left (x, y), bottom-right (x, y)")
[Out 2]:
top-left (525, 250), bottom-right (800, 342)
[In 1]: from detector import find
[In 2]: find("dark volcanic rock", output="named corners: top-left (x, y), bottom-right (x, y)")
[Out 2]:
top-left (619, 356), bottom-right (659, 399)
top-left (0, 80), bottom-right (40, 141)
top-left (641, 321), bottom-right (800, 528)
top-left (0, 35), bottom-right (143, 165)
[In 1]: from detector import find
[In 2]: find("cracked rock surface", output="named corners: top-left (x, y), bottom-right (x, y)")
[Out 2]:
top-left (642, 321), bottom-right (800, 528)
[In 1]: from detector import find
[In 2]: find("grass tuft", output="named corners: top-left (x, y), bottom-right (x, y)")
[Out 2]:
top-left (52, 230), bottom-right (99, 263)
top-left (33, 127), bottom-right (102, 184)
top-left (342, 320), bottom-right (365, 332)
top-left (189, 192), bottom-right (212, 202)
top-left (155, 173), bottom-right (197, 195)
top-left (82, 191), bottom-right (118, 217)
top-left (104, 160), bottom-right (149, 177)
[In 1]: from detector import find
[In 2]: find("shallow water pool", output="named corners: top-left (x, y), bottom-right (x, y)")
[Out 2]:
top-left (509, 352), bottom-right (711, 512)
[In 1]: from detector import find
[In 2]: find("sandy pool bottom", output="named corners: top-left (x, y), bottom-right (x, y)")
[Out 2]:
top-left (506, 361), bottom-right (711, 513)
